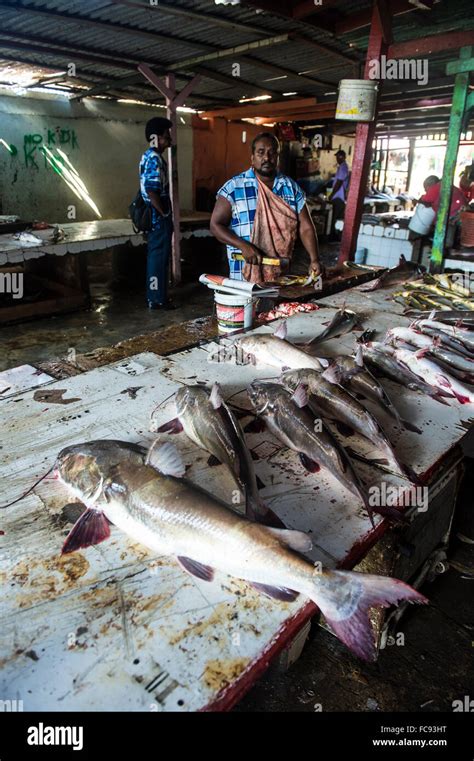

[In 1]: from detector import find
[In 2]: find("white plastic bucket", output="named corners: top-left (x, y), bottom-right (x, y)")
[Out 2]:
top-left (336, 79), bottom-right (378, 122)
top-left (214, 291), bottom-right (256, 334)
top-left (408, 204), bottom-right (436, 235)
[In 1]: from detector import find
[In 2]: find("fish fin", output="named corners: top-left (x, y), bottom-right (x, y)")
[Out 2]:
top-left (273, 321), bottom-right (287, 340)
top-left (414, 347), bottom-right (430, 359)
top-left (367, 457), bottom-right (390, 466)
top-left (291, 383), bottom-right (309, 408)
top-left (157, 417), bottom-right (184, 434)
top-left (299, 452), bottom-right (320, 473)
top-left (311, 570), bottom-right (428, 661)
top-left (401, 463), bottom-right (421, 485)
top-left (246, 497), bottom-right (287, 528)
top-left (335, 421), bottom-right (355, 437)
top-left (62, 508), bottom-right (110, 555)
top-left (244, 417), bottom-right (266, 433)
top-left (256, 475), bottom-right (265, 489)
top-left (321, 363), bottom-right (343, 384)
top-left (360, 277), bottom-right (382, 292)
top-left (401, 419), bottom-right (423, 435)
top-left (209, 383), bottom-right (223, 410)
top-left (268, 528), bottom-right (313, 553)
top-left (207, 454), bottom-right (221, 467)
top-left (434, 393), bottom-right (451, 406)
top-left (373, 505), bottom-right (409, 523)
top-left (450, 389), bottom-right (471, 404)
top-left (176, 556), bottom-right (214, 582)
top-left (147, 441), bottom-right (186, 477)
top-left (249, 582), bottom-right (299, 602)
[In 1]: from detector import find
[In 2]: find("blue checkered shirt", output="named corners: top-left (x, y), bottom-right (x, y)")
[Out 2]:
top-left (217, 168), bottom-right (306, 280)
top-left (139, 147), bottom-right (171, 230)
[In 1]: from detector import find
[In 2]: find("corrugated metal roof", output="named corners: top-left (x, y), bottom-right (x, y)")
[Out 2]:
top-left (0, 0), bottom-right (471, 118)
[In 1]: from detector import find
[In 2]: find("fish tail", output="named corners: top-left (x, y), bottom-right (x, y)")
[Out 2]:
top-left (310, 570), bottom-right (428, 661)
top-left (360, 278), bottom-right (381, 292)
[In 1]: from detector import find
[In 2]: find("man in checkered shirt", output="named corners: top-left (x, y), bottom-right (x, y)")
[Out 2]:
top-left (210, 132), bottom-right (322, 281)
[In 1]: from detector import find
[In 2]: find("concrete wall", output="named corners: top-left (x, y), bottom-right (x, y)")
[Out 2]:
top-left (0, 93), bottom-right (193, 222)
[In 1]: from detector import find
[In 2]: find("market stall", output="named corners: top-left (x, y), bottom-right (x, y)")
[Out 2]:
top-left (1, 281), bottom-right (471, 711)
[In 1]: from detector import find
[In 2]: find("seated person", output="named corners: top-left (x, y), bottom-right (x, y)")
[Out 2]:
top-left (418, 175), bottom-right (468, 223)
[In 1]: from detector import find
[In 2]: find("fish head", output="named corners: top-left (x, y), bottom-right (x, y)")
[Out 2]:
top-left (247, 380), bottom-right (280, 413)
top-left (56, 440), bottom-right (145, 500)
top-left (175, 385), bottom-right (207, 417)
top-left (280, 369), bottom-right (306, 391)
top-left (56, 444), bottom-right (104, 500)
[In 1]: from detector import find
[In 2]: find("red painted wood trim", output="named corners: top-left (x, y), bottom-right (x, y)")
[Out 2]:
top-left (388, 30), bottom-right (474, 60)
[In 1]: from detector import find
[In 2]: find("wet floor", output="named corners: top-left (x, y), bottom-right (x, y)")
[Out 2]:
top-left (1, 251), bottom-right (215, 372)
top-left (0, 242), bottom-right (340, 373)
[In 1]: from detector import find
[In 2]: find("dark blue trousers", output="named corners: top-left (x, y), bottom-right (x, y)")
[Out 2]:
top-left (146, 217), bottom-right (173, 306)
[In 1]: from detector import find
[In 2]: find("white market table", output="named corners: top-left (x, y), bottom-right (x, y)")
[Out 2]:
top-left (1, 296), bottom-right (472, 711)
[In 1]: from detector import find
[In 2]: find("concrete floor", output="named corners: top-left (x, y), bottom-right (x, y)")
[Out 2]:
top-left (1, 254), bottom-right (214, 372)
top-left (0, 241), bottom-right (341, 372)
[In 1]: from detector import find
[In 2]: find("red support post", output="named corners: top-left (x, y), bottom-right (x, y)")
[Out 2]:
top-left (337, 0), bottom-right (391, 267)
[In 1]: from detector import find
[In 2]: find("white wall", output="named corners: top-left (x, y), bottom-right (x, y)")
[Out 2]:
top-left (318, 135), bottom-right (355, 179)
top-left (0, 93), bottom-right (193, 222)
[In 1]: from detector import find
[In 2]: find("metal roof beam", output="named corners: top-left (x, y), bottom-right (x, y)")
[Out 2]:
top-left (167, 34), bottom-right (292, 72)
top-left (239, 56), bottom-right (333, 87)
top-left (192, 65), bottom-right (281, 98)
top-left (335, 0), bottom-right (435, 35)
top-left (294, 34), bottom-right (361, 66)
top-left (202, 96), bottom-right (318, 119)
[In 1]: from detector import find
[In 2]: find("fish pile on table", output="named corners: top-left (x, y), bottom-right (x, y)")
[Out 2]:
top-left (381, 312), bottom-right (474, 397)
top-left (55, 307), bottom-right (441, 662)
top-left (393, 273), bottom-right (474, 314)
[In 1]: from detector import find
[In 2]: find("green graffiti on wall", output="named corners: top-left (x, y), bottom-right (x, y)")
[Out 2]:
top-left (23, 127), bottom-right (79, 167)
top-left (0, 127), bottom-right (79, 167)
